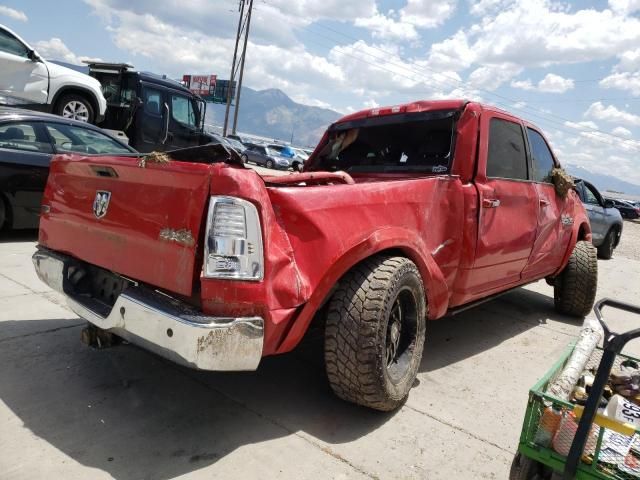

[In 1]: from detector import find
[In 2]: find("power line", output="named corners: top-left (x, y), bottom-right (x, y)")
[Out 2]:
top-left (300, 25), bottom-right (640, 151)
top-left (304, 25), bottom-right (638, 148)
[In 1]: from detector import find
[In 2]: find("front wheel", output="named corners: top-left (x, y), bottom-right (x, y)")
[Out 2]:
top-left (54, 94), bottom-right (95, 123)
top-left (240, 154), bottom-right (248, 164)
top-left (265, 159), bottom-right (274, 169)
top-left (324, 256), bottom-right (426, 411)
top-left (554, 240), bottom-right (598, 317)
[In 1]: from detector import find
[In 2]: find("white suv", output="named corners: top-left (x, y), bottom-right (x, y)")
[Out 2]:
top-left (0, 24), bottom-right (106, 123)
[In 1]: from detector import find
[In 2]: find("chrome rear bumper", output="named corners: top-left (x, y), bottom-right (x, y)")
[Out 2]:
top-left (32, 248), bottom-right (263, 371)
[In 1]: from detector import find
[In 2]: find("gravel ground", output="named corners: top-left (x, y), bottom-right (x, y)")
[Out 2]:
top-left (616, 219), bottom-right (640, 261)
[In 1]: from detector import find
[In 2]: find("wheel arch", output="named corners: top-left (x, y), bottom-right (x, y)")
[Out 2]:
top-left (554, 219), bottom-right (592, 277)
top-left (275, 230), bottom-right (449, 354)
top-left (51, 86), bottom-right (99, 119)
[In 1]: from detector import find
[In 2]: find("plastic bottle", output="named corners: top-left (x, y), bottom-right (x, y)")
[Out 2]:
top-left (535, 406), bottom-right (562, 447)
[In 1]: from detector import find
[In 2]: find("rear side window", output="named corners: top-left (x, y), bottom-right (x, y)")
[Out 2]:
top-left (486, 118), bottom-right (528, 180)
top-left (527, 128), bottom-right (556, 183)
top-left (46, 124), bottom-right (132, 155)
top-left (0, 123), bottom-right (52, 153)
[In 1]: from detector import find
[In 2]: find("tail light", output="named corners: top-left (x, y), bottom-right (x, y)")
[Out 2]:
top-left (203, 196), bottom-right (264, 280)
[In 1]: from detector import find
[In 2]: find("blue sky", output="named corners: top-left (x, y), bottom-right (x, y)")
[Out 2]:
top-left (2, 0), bottom-right (640, 184)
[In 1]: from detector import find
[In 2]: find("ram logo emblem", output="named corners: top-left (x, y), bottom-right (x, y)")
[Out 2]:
top-left (93, 191), bottom-right (111, 219)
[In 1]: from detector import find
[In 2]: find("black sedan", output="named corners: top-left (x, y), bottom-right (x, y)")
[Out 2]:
top-left (606, 198), bottom-right (640, 220)
top-left (0, 107), bottom-right (137, 230)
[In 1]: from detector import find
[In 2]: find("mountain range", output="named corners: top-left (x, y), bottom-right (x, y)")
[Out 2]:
top-left (205, 87), bottom-right (341, 147)
top-left (565, 166), bottom-right (640, 197)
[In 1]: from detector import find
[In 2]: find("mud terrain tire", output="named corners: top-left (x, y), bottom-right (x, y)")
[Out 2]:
top-left (554, 240), bottom-right (597, 317)
top-left (324, 256), bottom-right (426, 411)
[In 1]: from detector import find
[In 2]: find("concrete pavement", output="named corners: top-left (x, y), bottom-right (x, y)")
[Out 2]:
top-left (1, 231), bottom-right (639, 479)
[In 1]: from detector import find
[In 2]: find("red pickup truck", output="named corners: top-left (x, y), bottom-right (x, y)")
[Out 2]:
top-left (33, 100), bottom-right (597, 411)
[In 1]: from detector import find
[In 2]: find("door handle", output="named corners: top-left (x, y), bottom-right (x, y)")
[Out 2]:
top-left (539, 198), bottom-right (550, 207)
top-left (482, 198), bottom-right (500, 208)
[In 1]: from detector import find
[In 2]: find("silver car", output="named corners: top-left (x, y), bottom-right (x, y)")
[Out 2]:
top-left (574, 179), bottom-right (623, 259)
top-left (241, 144), bottom-right (292, 170)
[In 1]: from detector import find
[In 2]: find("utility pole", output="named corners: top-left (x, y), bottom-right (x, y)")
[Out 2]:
top-left (223, 0), bottom-right (245, 137)
top-left (231, 0), bottom-right (253, 135)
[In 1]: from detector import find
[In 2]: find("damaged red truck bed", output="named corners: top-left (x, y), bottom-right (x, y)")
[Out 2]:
top-left (33, 99), bottom-right (597, 411)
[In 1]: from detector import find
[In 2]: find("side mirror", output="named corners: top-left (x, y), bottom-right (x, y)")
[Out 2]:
top-left (27, 49), bottom-right (39, 62)
top-left (604, 199), bottom-right (614, 209)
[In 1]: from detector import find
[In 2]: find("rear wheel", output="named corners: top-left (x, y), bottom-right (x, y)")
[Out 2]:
top-left (0, 195), bottom-right (9, 230)
top-left (597, 229), bottom-right (616, 260)
top-left (54, 93), bottom-right (95, 123)
top-left (554, 240), bottom-right (598, 317)
top-left (266, 159), bottom-right (274, 169)
top-left (324, 256), bottom-right (426, 411)
top-left (0, 195), bottom-right (11, 231)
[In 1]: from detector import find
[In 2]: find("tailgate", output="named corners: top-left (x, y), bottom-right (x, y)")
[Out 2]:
top-left (39, 154), bottom-right (211, 296)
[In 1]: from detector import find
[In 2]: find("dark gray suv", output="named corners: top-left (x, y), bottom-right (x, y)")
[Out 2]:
top-left (574, 179), bottom-right (623, 259)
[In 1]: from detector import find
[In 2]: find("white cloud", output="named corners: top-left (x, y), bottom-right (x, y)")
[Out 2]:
top-left (584, 102), bottom-right (640, 127)
top-left (423, 31), bottom-right (475, 71)
top-left (609, 0), bottom-right (640, 14)
top-left (469, 0), bottom-right (515, 16)
top-left (354, 11), bottom-right (419, 41)
top-left (32, 38), bottom-right (99, 64)
top-left (600, 72), bottom-right (640, 96)
top-left (0, 5), bottom-right (28, 22)
top-left (616, 48), bottom-right (640, 71)
top-left (511, 79), bottom-right (534, 91)
top-left (433, 0), bottom-right (640, 70)
top-left (538, 73), bottom-right (574, 93)
top-left (399, 0), bottom-right (457, 29)
top-left (612, 126), bottom-right (633, 137)
top-left (468, 63), bottom-right (522, 91)
top-left (511, 73), bottom-right (574, 93)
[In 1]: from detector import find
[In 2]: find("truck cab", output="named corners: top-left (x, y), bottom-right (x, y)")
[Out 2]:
top-left (87, 63), bottom-right (215, 153)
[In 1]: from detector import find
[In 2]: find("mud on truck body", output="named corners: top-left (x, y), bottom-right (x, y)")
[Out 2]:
top-left (33, 100), bottom-right (597, 411)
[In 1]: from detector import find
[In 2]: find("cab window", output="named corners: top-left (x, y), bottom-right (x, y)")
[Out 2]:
top-left (0, 28), bottom-right (29, 57)
top-left (143, 88), bottom-right (162, 116)
top-left (486, 118), bottom-right (528, 180)
top-left (171, 94), bottom-right (197, 127)
top-left (527, 128), bottom-right (556, 183)
top-left (0, 123), bottom-right (52, 153)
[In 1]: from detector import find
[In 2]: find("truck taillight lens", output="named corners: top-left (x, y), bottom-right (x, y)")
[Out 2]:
top-left (203, 196), bottom-right (264, 280)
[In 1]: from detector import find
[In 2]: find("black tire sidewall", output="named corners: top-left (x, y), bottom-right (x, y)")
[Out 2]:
top-left (600, 230), bottom-right (614, 259)
top-left (378, 265), bottom-right (426, 402)
top-left (241, 154), bottom-right (248, 164)
top-left (0, 196), bottom-right (6, 230)
top-left (55, 94), bottom-right (95, 123)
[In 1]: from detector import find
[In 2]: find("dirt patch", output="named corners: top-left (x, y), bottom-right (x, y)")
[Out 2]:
top-left (616, 219), bottom-right (640, 262)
